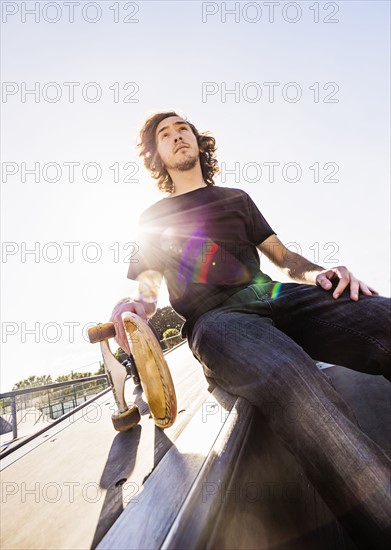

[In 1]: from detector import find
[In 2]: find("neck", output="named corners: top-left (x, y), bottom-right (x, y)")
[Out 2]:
top-left (167, 165), bottom-right (207, 197)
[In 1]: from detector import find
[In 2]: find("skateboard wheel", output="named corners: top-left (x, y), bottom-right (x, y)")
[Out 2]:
top-left (88, 322), bottom-right (116, 343)
top-left (111, 404), bottom-right (141, 432)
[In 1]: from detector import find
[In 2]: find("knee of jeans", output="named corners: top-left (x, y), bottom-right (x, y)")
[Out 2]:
top-left (190, 315), bottom-right (215, 354)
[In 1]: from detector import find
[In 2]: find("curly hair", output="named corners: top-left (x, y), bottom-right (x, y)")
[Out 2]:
top-left (137, 111), bottom-right (219, 194)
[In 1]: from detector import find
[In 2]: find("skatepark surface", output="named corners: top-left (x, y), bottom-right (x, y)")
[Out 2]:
top-left (1, 341), bottom-right (390, 550)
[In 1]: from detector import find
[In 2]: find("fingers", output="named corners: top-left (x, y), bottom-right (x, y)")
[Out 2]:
top-left (109, 300), bottom-right (148, 355)
top-left (111, 317), bottom-right (130, 355)
top-left (316, 266), bottom-right (379, 301)
top-left (316, 270), bottom-right (334, 290)
top-left (117, 321), bottom-right (131, 355)
top-left (132, 301), bottom-right (148, 321)
top-left (358, 282), bottom-right (378, 297)
top-left (331, 266), bottom-right (351, 299)
top-left (346, 274), bottom-right (360, 301)
top-left (366, 285), bottom-right (379, 295)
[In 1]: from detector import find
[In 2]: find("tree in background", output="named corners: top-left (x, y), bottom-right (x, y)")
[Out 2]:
top-left (12, 375), bottom-right (53, 390)
top-left (150, 306), bottom-right (184, 340)
top-left (163, 328), bottom-right (180, 339)
top-left (56, 372), bottom-right (92, 383)
top-left (163, 328), bottom-right (181, 349)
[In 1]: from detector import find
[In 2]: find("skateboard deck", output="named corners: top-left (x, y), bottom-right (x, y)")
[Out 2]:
top-left (88, 314), bottom-right (177, 431)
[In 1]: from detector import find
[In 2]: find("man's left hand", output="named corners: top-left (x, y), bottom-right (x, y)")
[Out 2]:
top-left (315, 266), bottom-right (378, 301)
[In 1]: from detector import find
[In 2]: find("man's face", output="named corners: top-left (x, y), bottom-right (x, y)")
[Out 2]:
top-left (155, 116), bottom-right (200, 172)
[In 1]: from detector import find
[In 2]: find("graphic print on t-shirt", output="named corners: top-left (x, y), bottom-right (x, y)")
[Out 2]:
top-left (162, 226), bottom-right (253, 286)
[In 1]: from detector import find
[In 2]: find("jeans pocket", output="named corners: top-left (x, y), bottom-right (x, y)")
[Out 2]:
top-left (248, 283), bottom-right (272, 301)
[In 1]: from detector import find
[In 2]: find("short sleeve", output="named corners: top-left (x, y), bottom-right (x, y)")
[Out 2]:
top-left (243, 192), bottom-right (276, 245)
top-left (127, 215), bottom-right (166, 280)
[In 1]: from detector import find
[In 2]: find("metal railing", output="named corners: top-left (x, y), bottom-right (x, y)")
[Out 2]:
top-left (0, 375), bottom-right (108, 441)
top-left (0, 336), bottom-right (187, 448)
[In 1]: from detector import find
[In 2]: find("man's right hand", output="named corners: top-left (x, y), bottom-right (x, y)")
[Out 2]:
top-left (109, 298), bottom-right (148, 355)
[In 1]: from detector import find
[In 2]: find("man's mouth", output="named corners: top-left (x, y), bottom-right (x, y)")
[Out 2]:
top-left (174, 144), bottom-right (188, 153)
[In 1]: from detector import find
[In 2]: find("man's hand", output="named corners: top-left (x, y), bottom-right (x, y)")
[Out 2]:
top-left (109, 298), bottom-right (148, 355)
top-left (110, 271), bottom-right (161, 353)
top-left (258, 237), bottom-right (379, 301)
top-left (316, 266), bottom-right (378, 301)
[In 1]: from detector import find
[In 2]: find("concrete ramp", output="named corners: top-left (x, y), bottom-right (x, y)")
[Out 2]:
top-left (1, 342), bottom-right (390, 550)
top-left (0, 408), bottom-right (54, 448)
top-left (0, 343), bottom-right (211, 549)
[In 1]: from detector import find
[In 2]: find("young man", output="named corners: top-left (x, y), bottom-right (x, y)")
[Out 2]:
top-left (111, 111), bottom-right (390, 548)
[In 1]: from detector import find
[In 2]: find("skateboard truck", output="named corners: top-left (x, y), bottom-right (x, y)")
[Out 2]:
top-left (88, 314), bottom-right (177, 432)
top-left (88, 322), bottom-right (141, 432)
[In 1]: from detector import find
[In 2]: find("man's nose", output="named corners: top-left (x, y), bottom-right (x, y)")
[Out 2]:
top-left (173, 133), bottom-right (183, 142)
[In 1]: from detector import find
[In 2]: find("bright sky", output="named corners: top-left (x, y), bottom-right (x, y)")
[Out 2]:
top-left (1, 1), bottom-right (390, 391)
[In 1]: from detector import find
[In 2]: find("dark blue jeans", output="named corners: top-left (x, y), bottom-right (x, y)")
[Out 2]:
top-left (188, 281), bottom-right (391, 549)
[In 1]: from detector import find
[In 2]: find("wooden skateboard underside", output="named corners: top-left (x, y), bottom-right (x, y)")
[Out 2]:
top-left (88, 314), bottom-right (177, 431)
top-left (123, 313), bottom-right (177, 428)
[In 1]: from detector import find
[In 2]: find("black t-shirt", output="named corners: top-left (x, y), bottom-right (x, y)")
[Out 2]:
top-left (127, 186), bottom-right (275, 339)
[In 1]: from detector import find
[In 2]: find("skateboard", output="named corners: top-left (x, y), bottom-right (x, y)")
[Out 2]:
top-left (88, 313), bottom-right (177, 432)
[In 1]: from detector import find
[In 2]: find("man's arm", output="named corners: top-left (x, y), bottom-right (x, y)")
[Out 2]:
top-left (110, 270), bottom-right (163, 354)
top-left (258, 234), bottom-right (378, 301)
